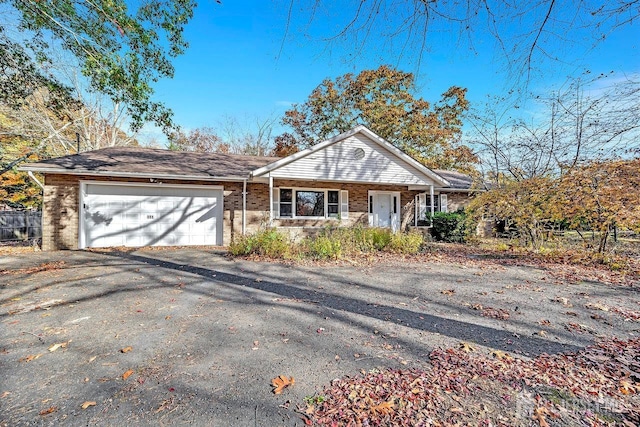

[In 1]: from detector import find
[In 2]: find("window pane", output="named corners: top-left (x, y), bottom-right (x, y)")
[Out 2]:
top-left (328, 191), bottom-right (339, 204)
top-left (280, 203), bottom-right (292, 217)
top-left (296, 191), bottom-right (324, 216)
top-left (426, 195), bottom-right (440, 211)
top-left (328, 204), bottom-right (339, 217)
top-left (280, 189), bottom-right (292, 202)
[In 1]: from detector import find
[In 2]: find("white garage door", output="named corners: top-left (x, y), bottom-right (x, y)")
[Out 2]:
top-left (80, 183), bottom-right (223, 248)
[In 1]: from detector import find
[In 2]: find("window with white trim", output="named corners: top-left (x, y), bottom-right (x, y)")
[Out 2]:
top-left (277, 188), bottom-right (346, 219)
top-left (279, 189), bottom-right (293, 217)
top-left (426, 194), bottom-right (440, 212)
top-left (418, 193), bottom-right (448, 220)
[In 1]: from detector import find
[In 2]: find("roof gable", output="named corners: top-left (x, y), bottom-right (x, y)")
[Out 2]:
top-left (251, 126), bottom-right (450, 186)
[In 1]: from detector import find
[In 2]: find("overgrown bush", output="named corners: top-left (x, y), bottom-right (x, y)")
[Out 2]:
top-left (228, 228), bottom-right (291, 258)
top-left (388, 231), bottom-right (424, 254)
top-left (231, 226), bottom-right (427, 259)
top-left (304, 235), bottom-right (342, 259)
top-left (430, 211), bottom-right (468, 243)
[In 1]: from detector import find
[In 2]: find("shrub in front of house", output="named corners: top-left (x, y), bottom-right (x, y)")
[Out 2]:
top-left (229, 228), bottom-right (292, 258)
top-left (304, 235), bottom-right (343, 259)
top-left (231, 226), bottom-right (426, 259)
top-left (388, 231), bottom-right (424, 254)
top-left (430, 211), bottom-right (468, 243)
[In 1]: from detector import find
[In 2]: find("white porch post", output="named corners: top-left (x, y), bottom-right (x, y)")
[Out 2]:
top-left (268, 175), bottom-right (273, 226)
top-left (430, 185), bottom-right (435, 226)
top-left (414, 194), bottom-right (418, 226)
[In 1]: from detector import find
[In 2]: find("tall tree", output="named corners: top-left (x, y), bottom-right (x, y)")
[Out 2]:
top-left (168, 127), bottom-right (227, 153)
top-left (280, 65), bottom-right (476, 171)
top-left (467, 74), bottom-right (640, 184)
top-left (1, 0), bottom-right (198, 133)
top-left (167, 116), bottom-right (279, 156)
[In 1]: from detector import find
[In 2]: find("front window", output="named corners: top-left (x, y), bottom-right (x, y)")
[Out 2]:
top-left (280, 189), bottom-right (293, 217)
top-left (296, 191), bottom-right (325, 217)
top-left (278, 188), bottom-right (341, 219)
top-left (327, 190), bottom-right (339, 218)
top-left (426, 195), bottom-right (440, 212)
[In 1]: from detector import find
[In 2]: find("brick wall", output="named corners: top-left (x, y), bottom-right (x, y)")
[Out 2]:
top-left (42, 174), bottom-right (80, 251)
top-left (445, 192), bottom-right (474, 212)
top-left (41, 173), bottom-right (475, 250)
top-left (269, 180), bottom-right (424, 231)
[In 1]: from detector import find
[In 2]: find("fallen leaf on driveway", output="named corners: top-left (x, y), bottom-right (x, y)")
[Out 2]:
top-left (122, 369), bottom-right (134, 380)
top-left (532, 406), bottom-right (550, 427)
top-left (271, 375), bottom-right (295, 394)
top-left (1, 391), bottom-right (10, 398)
top-left (459, 342), bottom-right (475, 352)
top-left (39, 406), bottom-right (57, 415)
top-left (482, 307), bottom-right (510, 320)
top-left (619, 379), bottom-right (637, 395)
top-left (81, 401), bottom-right (96, 409)
top-left (370, 400), bottom-right (394, 416)
top-left (585, 302), bottom-right (610, 311)
top-left (120, 346), bottom-right (133, 353)
top-left (48, 341), bottom-right (70, 352)
top-left (553, 297), bottom-right (572, 307)
top-left (490, 350), bottom-right (512, 360)
top-left (19, 354), bottom-right (42, 362)
top-left (441, 289), bottom-right (455, 295)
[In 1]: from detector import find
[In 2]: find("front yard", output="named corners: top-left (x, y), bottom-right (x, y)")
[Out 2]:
top-left (0, 245), bottom-right (638, 425)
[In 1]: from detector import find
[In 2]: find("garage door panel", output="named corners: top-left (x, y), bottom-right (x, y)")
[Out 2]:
top-left (82, 184), bottom-right (223, 248)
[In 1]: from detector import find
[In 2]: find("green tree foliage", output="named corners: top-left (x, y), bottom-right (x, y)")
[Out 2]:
top-left (430, 211), bottom-right (468, 243)
top-left (1, 0), bottom-right (198, 133)
top-left (280, 65), bottom-right (478, 172)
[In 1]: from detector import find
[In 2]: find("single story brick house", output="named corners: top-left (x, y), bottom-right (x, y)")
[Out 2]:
top-left (21, 126), bottom-right (480, 250)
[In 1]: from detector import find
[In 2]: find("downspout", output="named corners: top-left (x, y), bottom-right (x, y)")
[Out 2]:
top-left (430, 185), bottom-right (434, 227)
top-left (242, 179), bottom-right (247, 235)
top-left (28, 171), bottom-right (45, 190)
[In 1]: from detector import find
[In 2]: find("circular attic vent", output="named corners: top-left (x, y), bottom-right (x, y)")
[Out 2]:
top-left (353, 147), bottom-right (365, 160)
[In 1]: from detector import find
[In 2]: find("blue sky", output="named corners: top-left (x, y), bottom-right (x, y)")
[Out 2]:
top-left (144, 1), bottom-right (639, 143)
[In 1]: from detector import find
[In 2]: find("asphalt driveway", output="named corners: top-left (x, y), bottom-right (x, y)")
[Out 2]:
top-left (1, 248), bottom-right (638, 426)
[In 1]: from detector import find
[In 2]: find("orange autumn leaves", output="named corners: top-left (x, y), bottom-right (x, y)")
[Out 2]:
top-left (468, 158), bottom-right (640, 253)
top-left (271, 375), bottom-right (295, 394)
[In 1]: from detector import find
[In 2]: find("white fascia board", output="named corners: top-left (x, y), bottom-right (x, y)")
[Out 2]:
top-left (250, 125), bottom-right (450, 187)
top-left (19, 167), bottom-right (247, 182)
top-left (409, 186), bottom-right (484, 193)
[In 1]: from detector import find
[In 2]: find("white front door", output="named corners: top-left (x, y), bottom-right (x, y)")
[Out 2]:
top-left (369, 191), bottom-right (400, 231)
top-left (374, 193), bottom-right (392, 227)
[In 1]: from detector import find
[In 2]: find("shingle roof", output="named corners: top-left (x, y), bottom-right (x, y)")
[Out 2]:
top-left (434, 170), bottom-right (475, 190)
top-left (21, 146), bottom-right (280, 181)
top-left (21, 146), bottom-right (478, 190)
